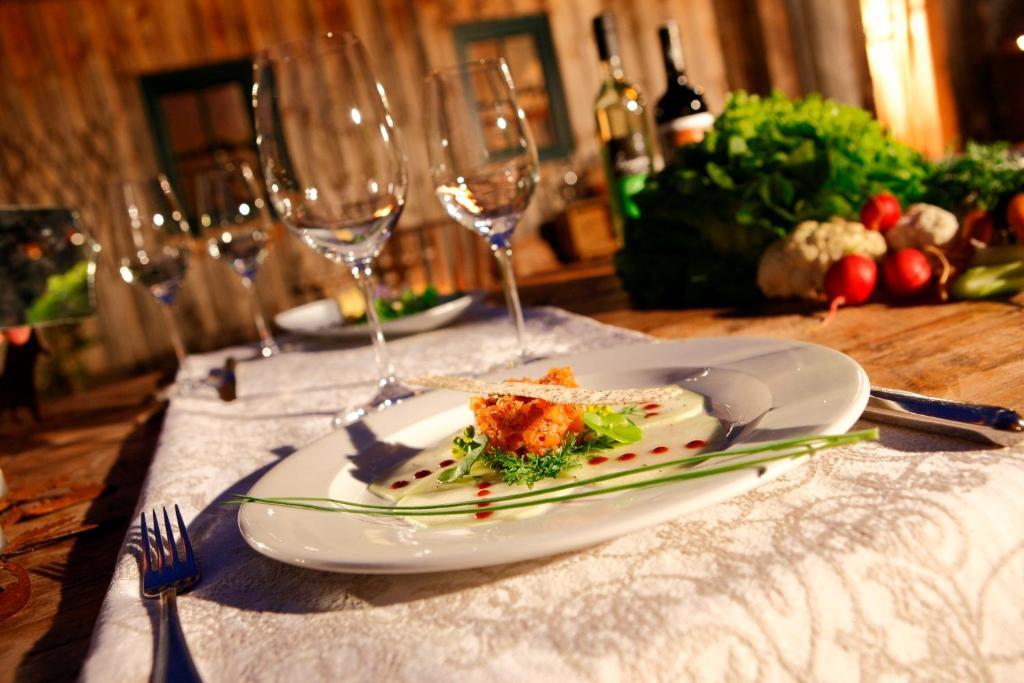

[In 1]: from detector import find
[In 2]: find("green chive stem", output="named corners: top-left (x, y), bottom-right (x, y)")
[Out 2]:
top-left (232, 428), bottom-right (877, 517)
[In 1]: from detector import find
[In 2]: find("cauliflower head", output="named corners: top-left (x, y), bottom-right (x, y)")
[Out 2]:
top-left (757, 218), bottom-right (887, 299)
top-left (885, 203), bottom-right (959, 251)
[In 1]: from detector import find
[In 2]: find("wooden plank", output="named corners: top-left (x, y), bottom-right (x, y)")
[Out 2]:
top-left (594, 297), bottom-right (1024, 411)
top-left (0, 374), bottom-right (165, 683)
top-left (753, 0), bottom-right (802, 96)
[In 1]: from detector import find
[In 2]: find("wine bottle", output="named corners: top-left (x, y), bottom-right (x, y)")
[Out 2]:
top-left (655, 21), bottom-right (714, 158)
top-left (592, 11), bottom-right (653, 240)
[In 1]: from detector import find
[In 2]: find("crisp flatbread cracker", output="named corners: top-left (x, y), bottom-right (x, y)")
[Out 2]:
top-left (405, 375), bottom-right (685, 405)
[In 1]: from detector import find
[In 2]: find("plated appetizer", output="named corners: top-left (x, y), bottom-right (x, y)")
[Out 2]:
top-left (237, 367), bottom-right (877, 532)
top-left (369, 368), bottom-right (724, 525)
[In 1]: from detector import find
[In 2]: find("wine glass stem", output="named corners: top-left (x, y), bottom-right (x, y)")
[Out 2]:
top-left (241, 276), bottom-right (276, 353)
top-left (159, 305), bottom-right (191, 390)
top-left (160, 305), bottom-right (187, 367)
top-left (491, 242), bottom-right (528, 362)
top-left (351, 260), bottom-right (397, 388)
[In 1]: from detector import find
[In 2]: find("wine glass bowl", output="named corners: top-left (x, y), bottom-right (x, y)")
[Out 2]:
top-left (195, 163), bottom-right (279, 357)
top-left (255, 33), bottom-right (405, 264)
top-left (254, 32), bottom-right (412, 423)
top-left (111, 178), bottom-right (191, 305)
top-left (425, 59), bottom-right (539, 360)
top-left (107, 176), bottom-right (195, 391)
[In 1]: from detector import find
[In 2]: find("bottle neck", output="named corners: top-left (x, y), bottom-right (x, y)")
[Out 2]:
top-left (660, 24), bottom-right (688, 87)
top-left (600, 57), bottom-right (625, 85)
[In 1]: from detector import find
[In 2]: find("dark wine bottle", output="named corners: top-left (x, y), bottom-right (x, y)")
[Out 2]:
top-left (655, 21), bottom-right (714, 157)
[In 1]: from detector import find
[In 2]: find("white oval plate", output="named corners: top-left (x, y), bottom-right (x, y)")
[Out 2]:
top-left (238, 337), bottom-right (869, 574)
top-left (273, 293), bottom-right (477, 339)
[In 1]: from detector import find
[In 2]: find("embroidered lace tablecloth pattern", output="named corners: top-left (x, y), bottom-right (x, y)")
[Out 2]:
top-left (80, 307), bottom-right (1024, 682)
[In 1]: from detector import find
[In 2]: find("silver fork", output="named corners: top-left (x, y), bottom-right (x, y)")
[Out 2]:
top-left (141, 504), bottom-right (203, 683)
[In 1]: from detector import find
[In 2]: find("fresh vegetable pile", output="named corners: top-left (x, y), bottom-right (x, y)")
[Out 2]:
top-left (617, 91), bottom-right (1024, 309)
top-left (618, 91), bottom-right (929, 307)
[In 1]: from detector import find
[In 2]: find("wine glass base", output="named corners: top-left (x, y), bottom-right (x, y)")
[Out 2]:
top-left (257, 340), bottom-right (280, 358)
top-left (332, 381), bottom-right (415, 428)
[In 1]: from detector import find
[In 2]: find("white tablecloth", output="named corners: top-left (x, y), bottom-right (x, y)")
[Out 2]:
top-left (81, 307), bottom-right (1024, 682)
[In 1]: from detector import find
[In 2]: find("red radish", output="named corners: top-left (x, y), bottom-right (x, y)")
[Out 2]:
top-left (883, 248), bottom-right (932, 297)
top-left (860, 192), bottom-right (901, 232)
top-left (963, 208), bottom-right (994, 244)
top-left (822, 254), bottom-right (877, 324)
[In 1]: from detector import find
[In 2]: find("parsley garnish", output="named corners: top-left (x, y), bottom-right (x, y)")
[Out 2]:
top-left (439, 406), bottom-right (643, 488)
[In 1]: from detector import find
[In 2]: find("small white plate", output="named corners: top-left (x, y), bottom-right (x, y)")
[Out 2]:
top-left (238, 337), bottom-right (869, 574)
top-left (273, 293), bottom-right (477, 339)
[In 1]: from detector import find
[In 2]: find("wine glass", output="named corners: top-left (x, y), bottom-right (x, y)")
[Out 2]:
top-left (195, 162), bottom-right (280, 358)
top-left (107, 175), bottom-right (195, 392)
top-left (254, 32), bottom-right (412, 425)
top-left (424, 59), bottom-right (539, 362)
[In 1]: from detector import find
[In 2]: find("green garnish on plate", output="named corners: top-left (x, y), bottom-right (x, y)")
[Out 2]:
top-left (233, 429), bottom-right (880, 517)
top-left (358, 285), bottom-right (441, 322)
top-left (438, 407), bottom-right (640, 488)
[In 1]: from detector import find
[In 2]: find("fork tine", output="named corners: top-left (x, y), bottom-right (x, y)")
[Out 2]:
top-left (174, 504), bottom-right (195, 565)
top-left (151, 509), bottom-right (166, 569)
top-left (163, 506), bottom-right (180, 566)
top-left (140, 512), bottom-right (153, 570)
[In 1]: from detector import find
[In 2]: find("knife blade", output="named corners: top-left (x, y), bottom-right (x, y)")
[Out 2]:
top-left (864, 386), bottom-right (1024, 447)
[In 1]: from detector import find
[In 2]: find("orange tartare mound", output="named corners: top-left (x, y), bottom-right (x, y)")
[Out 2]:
top-left (470, 367), bottom-right (584, 456)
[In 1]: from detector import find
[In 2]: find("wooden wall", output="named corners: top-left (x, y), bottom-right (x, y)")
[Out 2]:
top-left (0, 0), bottom-right (871, 377)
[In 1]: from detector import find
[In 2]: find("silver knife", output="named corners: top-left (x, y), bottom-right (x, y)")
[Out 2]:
top-left (864, 387), bottom-right (1024, 447)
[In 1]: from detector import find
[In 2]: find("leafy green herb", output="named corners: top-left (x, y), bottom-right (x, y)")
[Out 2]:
top-left (583, 410), bottom-right (642, 444)
top-left (440, 424), bottom-right (623, 488)
top-left (451, 425), bottom-right (476, 457)
top-left (481, 431), bottom-right (599, 487)
top-left (923, 142), bottom-right (1024, 213)
top-left (233, 429), bottom-right (880, 517)
top-left (437, 432), bottom-right (488, 483)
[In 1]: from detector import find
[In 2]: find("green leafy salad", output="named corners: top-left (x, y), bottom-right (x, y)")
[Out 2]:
top-left (358, 285), bottom-right (440, 322)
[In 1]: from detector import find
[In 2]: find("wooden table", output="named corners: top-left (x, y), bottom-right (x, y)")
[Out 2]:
top-left (2, 295), bottom-right (1022, 681)
top-left (0, 373), bottom-right (165, 683)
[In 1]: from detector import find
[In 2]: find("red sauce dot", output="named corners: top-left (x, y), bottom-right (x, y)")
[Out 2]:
top-left (588, 456), bottom-right (609, 465)
top-left (651, 446), bottom-right (669, 454)
top-left (476, 501), bottom-right (491, 508)
top-left (389, 480), bottom-right (409, 489)
top-left (643, 403), bottom-right (661, 411)
top-left (477, 489), bottom-right (491, 497)
top-left (686, 439), bottom-right (706, 449)
top-left (413, 469), bottom-right (431, 479)
top-left (645, 412), bottom-right (660, 418)
top-left (617, 452), bottom-right (637, 461)
top-left (475, 511), bottom-right (494, 520)
top-left (438, 459), bottom-right (455, 467)
top-left (476, 481), bottom-right (491, 489)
